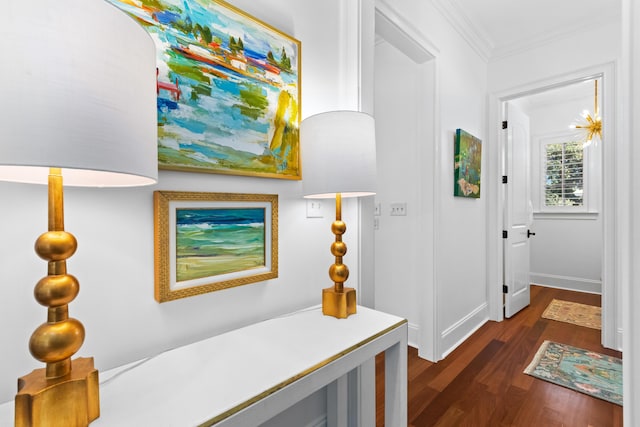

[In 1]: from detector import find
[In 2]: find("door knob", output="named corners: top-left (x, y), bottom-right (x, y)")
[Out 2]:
top-left (527, 229), bottom-right (536, 238)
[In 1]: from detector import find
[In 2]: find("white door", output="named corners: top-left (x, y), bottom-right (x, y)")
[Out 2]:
top-left (504, 102), bottom-right (532, 318)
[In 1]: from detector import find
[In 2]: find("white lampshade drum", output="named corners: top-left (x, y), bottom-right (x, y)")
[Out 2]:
top-left (0, 0), bottom-right (157, 186)
top-left (0, 1), bottom-right (157, 425)
top-left (301, 111), bottom-right (376, 199)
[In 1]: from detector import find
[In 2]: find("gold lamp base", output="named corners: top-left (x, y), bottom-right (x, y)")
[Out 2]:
top-left (14, 169), bottom-right (100, 426)
top-left (15, 357), bottom-right (99, 427)
top-left (322, 286), bottom-right (357, 319)
top-left (321, 193), bottom-right (358, 319)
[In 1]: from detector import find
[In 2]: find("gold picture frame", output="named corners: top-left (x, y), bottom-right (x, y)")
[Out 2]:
top-left (154, 191), bottom-right (278, 302)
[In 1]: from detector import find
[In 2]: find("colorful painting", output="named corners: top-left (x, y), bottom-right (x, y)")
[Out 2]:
top-left (176, 207), bottom-right (265, 281)
top-left (154, 191), bottom-right (278, 302)
top-left (453, 128), bottom-right (482, 198)
top-left (109, 0), bottom-right (301, 179)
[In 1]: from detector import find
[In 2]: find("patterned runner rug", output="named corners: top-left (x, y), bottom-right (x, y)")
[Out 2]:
top-left (541, 299), bottom-right (601, 330)
top-left (524, 340), bottom-right (622, 405)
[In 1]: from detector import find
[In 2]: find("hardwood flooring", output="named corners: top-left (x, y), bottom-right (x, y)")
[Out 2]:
top-left (376, 285), bottom-right (623, 426)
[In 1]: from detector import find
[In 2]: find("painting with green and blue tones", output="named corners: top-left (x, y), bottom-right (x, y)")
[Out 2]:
top-left (108, 0), bottom-right (301, 179)
top-left (176, 207), bottom-right (265, 282)
top-left (454, 128), bottom-right (482, 198)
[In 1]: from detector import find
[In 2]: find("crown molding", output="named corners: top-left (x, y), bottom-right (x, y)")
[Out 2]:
top-left (430, 0), bottom-right (620, 62)
top-left (431, 0), bottom-right (492, 62)
top-left (491, 13), bottom-right (622, 60)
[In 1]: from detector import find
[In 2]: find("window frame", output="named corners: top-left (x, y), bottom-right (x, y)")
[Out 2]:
top-left (532, 130), bottom-right (600, 218)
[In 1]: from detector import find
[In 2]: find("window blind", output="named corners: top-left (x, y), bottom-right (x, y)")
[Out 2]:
top-left (544, 142), bottom-right (584, 207)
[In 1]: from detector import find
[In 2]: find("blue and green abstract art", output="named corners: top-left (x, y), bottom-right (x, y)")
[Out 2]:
top-left (109, 0), bottom-right (301, 179)
top-left (454, 128), bottom-right (481, 198)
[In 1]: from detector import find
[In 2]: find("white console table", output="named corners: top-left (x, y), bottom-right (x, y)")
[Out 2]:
top-left (0, 306), bottom-right (407, 426)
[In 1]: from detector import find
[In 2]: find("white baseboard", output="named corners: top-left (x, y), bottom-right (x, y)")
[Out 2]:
top-left (616, 328), bottom-right (623, 352)
top-left (309, 415), bottom-right (327, 427)
top-left (408, 322), bottom-right (419, 349)
top-left (440, 303), bottom-right (489, 359)
top-left (531, 273), bottom-right (602, 294)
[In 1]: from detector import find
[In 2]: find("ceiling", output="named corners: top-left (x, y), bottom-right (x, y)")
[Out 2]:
top-left (433, 0), bottom-right (622, 59)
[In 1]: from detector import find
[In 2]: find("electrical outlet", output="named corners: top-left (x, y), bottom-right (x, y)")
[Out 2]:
top-left (374, 217), bottom-right (380, 230)
top-left (306, 200), bottom-right (323, 218)
top-left (390, 202), bottom-right (407, 216)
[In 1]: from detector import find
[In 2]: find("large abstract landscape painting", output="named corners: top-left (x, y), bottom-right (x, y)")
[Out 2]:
top-left (154, 191), bottom-right (278, 302)
top-left (109, 0), bottom-right (301, 179)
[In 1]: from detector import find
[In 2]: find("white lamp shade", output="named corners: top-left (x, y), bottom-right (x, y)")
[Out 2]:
top-left (301, 111), bottom-right (377, 198)
top-left (0, 0), bottom-right (158, 187)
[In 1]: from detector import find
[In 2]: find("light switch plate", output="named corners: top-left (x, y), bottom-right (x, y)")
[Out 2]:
top-left (390, 202), bottom-right (407, 216)
top-left (306, 200), bottom-right (323, 218)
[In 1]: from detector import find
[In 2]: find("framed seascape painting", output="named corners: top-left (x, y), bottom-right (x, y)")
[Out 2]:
top-left (108, 0), bottom-right (301, 179)
top-left (454, 128), bottom-right (482, 198)
top-left (154, 191), bottom-right (278, 302)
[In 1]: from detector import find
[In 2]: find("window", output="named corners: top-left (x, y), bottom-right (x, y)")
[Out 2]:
top-left (532, 131), bottom-right (599, 217)
top-left (544, 141), bottom-right (584, 207)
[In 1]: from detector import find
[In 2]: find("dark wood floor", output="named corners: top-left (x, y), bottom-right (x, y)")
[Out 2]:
top-left (376, 285), bottom-right (623, 426)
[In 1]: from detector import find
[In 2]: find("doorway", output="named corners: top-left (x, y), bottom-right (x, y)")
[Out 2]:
top-left (503, 79), bottom-right (604, 319)
top-left (489, 63), bottom-right (619, 350)
top-left (373, 4), bottom-right (439, 361)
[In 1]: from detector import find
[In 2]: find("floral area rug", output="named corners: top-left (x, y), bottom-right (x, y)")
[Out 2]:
top-left (541, 299), bottom-right (601, 330)
top-left (524, 340), bottom-right (622, 405)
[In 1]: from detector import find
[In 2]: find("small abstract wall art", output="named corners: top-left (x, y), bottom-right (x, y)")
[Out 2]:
top-left (454, 128), bottom-right (482, 198)
top-left (154, 191), bottom-right (278, 302)
top-left (108, 0), bottom-right (301, 179)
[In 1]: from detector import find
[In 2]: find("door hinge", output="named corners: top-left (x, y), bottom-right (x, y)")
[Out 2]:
top-left (502, 120), bottom-right (508, 129)
top-left (502, 230), bottom-right (508, 238)
top-left (502, 175), bottom-right (508, 184)
top-left (503, 285), bottom-right (509, 293)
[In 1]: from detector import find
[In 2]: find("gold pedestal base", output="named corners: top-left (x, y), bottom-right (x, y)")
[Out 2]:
top-left (15, 357), bottom-right (100, 427)
top-left (322, 286), bottom-right (357, 318)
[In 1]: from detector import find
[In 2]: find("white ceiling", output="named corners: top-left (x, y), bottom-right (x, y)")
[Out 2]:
top-left (433, 0), bottom-right (621, 59)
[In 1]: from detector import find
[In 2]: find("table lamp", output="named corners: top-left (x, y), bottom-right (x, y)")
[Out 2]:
top-left (0, 1), bottom-right (157, 425)
top-left (301, 111), bottom-right (377, 318)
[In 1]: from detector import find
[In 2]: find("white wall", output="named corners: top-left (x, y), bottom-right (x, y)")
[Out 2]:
top-left (436, 31), bottom-right (488, 357)
top-left (373, 0), bottom-right (489, 360)
top-left (0, 2), bottom-right (357, 419)
top-left (373, 39), bottom-right (424, 346)
top-left (525, 91), bottom-right (603, 293)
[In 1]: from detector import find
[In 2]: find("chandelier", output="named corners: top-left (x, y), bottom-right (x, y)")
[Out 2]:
top-left (570, 79), bottom-right (602, 147)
